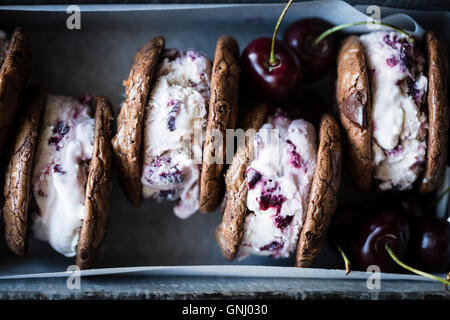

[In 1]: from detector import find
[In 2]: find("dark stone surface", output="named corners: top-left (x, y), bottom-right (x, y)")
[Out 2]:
top-left (1, 275), bottom-right (449, 300)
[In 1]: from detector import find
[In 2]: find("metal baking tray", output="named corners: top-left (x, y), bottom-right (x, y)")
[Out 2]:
top-left (0, 1), bottom-right (449, 299)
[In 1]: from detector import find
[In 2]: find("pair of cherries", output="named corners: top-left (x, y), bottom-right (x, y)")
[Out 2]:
top-left (329, 197), bottom-right (450, 275)
top-left (241, 0), bottom-right (414, 103)
top-left (241, 17), bottom-right (336, 103)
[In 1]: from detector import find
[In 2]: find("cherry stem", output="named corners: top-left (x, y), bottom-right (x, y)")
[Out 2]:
top-left (313, 21), bottom-right (414, 47)
top-left (269, 0), bottom-right (295, 66)
top-left (336, 244), bottom-right (351, 275)
top-left (385, 244), bottom-right (450, 286)
top-left (427, 186), bottom-right (450, 209)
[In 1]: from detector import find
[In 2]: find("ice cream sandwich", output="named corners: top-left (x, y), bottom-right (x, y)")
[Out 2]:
top-left (0, 27), bottom-right (31, 163)
top-left (112, 36), bottom-right (240, 218)
top-left (2, 86), bottom-right (114, 269)
top-left (336, 31), bottom-right (448, 193)
top-left (216, 102), bottom-right (342, 267)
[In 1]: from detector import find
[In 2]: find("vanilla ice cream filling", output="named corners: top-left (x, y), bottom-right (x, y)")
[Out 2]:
top-left (141, 49), bottom-right (211, 219)
top-left (32, 95), bottom-right (95, 257)
top-left (360, 32), bottom-right (428, 191)
top-left (238, 112), bottom-right (317, 259)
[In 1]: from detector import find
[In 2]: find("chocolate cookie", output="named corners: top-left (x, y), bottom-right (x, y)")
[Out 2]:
top-left (112, 37), bottom-right (165, 206)
top-left (336, 35), bottom-right (371, 191)
top-left (216, 102), bottom-right (270, 260)
top-left (3, 85), bottom-right (45, 255)
top-left (416, 31), bottom-right (449, 194)
top-left (3, 90), bottom-right (114, 268)
top-left (76, 96), bottom-right (114, 269)
top-left (0, 28), bottom-right (32, 163)
top-left (296, 114), bottom-right (342, 267)
top-left (200, 36), bottom-right (240, 213)
top-left (114, 36), bottom-right (242, 215)
top-left (337, 32), bottom-right (448, 193)
top-left (217, 107), bottom-right (342, 264)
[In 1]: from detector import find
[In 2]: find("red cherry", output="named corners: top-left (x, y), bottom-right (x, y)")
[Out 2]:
top-left (410, 217), bottom-right (450, 272)
top-left (328, 204), bottom-right (365, 250)
top-left (241, 37), bottom-right (302, 103)
top-left (283, 18), bottom-right (336, 81)
top-left (352, 210), bottom-right (410, 273)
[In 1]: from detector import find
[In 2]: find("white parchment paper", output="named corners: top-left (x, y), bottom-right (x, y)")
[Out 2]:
top-left (0, 265), bottom-right (440, 281)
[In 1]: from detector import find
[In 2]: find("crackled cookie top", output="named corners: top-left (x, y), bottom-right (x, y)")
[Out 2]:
top-left (32, 95), bottom-right (95, 257)
top-left (360, 32), bottom-right (428, 191)
top-left (238, 112), bottom-right (317, 259)
top-left (141, 49), bottom-right (211, 218)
